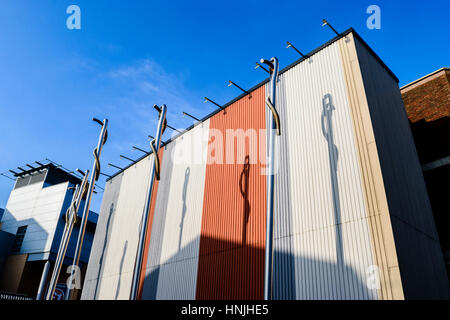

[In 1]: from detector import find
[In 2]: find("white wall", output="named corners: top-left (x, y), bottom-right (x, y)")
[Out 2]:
top-left (1, 181), bottom-right (69, 255)
top-left (83, 155), bottom-right (153, 300)
top-left (142, 120), bottom-right (209, 300)
top-left (270, 39), bottom-right (377, 299)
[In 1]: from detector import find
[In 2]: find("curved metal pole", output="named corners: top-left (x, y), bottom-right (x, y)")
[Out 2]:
top-left (45, 185), bottom-right (80, 300)
top-left (261, 57), bottom-right (279, 300)
top-left (45, 171), bottom-right (89, 300)
top-left (130, 104), bottom-right (167, 300)
top-left (67, 118), bottom-right (108, 300)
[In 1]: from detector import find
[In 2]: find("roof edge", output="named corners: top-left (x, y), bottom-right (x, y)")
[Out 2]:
top-left (106, 28), bottom-right (399, 181)
top-left (400, 67), bottom-right (450, 91)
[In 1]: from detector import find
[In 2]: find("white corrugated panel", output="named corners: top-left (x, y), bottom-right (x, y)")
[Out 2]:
top-left (81, 173), bottom-right (124, 300)
top-left (141, 120), bottom-right (210, 300)
top-left (93, 155), bottom-right (153, 300)
top-left (269, 39), bottom-right (377, 299)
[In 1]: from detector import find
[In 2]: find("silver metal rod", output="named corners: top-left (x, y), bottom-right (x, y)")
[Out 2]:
top-left (67, 119), bottom-right (108, 300)
top-left (45, 185), bottom-right (80, 300)
top-left (263, 57), bottom-right (279, 300)
top-left (45, 175), bottom-right (88, 300)
top-left (36, 261), bottom-right (51, 300)
top-left (130, 104), bottom-right (167, 300)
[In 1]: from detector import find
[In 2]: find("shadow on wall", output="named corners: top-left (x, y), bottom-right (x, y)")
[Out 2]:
top-left (178, 168), bottom-right (190, 251)
top-left (239, 156), bottom-right (251, 246)
top-left (139, 95), bottom-right (373, 299)
top-left (115, 240), bottom-right (128, 300)
top-left (141, 235), bottom-right (374, 300)
top-left (321, 93), bottom-right (344, 266)
top-left (93, 202), bottom-right (116, 299)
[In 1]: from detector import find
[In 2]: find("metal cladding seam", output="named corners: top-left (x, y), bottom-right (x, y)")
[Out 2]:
top-left (195, 85), bottom-right (266, 300)
top-left (137, 148), bottom-right (164, 299)
top-left (270, 39), bottom-right (377, 299)
top-left (92, 155), bottom-right (153, 299)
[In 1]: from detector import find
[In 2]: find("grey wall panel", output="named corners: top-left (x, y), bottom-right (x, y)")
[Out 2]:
top-left (354, 38), bottom-right (449, 299)
top-left (1, 182), bottom-right (68, 254)
top-left (266, 80), bottom-right (296, 300)
top-left (141, 121), bottom-right (209, 300)
top-left (155, 257), bottom-right (201, 300)
top-left (140, 146), bottom-right (174, 300)
top-left (81, 173), bottom-right (123, 300)
top-left (271, 39), bottom-right (377, 299)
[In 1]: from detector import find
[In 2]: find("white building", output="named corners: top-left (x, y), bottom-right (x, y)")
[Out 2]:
top-left (0, 161), bottom-right (97, 299)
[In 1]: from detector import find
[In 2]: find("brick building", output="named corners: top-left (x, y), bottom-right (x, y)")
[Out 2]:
top-left (400, 67), bottom-right (450, 281)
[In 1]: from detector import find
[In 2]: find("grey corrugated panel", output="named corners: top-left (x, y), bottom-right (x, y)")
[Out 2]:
top-left (92, 156), bottom-right (153, 299)
top-left (1, 182), bottom-right (68, 255)
top-left (141, 121), bottom-right (209, 299)
top-left (271, 39), bottom-right (377, 299)
top-left (81, 173), bottom-right (124, 300)
top-left (106, 29), bottom-right (398, 183)
top-left (354, 37), bottom-right (449, 299)
top-left (266, 81), bottom-right (296, 300)
top-left (156, 256), bottom-right (202, 300)
top-left (140, 144), bottom-right (174, 300)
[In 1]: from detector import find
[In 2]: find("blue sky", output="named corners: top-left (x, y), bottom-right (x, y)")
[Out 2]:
top-left (0, 0), bottom-right (449, 212)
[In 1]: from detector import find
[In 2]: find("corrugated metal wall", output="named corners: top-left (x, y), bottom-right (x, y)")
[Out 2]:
top-left (354, 37), bottom-right (449, 299)
top-left (82, 174), bottom-right (123, 299)
top-left (196, 86), bottom-right (266, 300)
top-left (141, 121), bottom-right (210, 299)
top-left (82, 30), bottom-right (445, 300)
top-left (82, 155), bottom-right (154, 299)
top-left (1, 182), bottom-right (68, 255)
top-left (270, 39), bottom-right (377, 300)
top-left (136, 149), bottom-right (164, 299)
top-left (82, 39), bottom-right (379, 300)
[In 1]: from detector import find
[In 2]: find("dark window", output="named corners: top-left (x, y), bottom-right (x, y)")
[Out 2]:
top-left (12, 225), bottom-right (28, 252)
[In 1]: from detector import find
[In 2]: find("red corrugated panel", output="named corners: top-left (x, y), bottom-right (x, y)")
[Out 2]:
top-left (196, 85), bottom-right (267, 299)
top-left (137, 148), bottom-right (164, 299)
